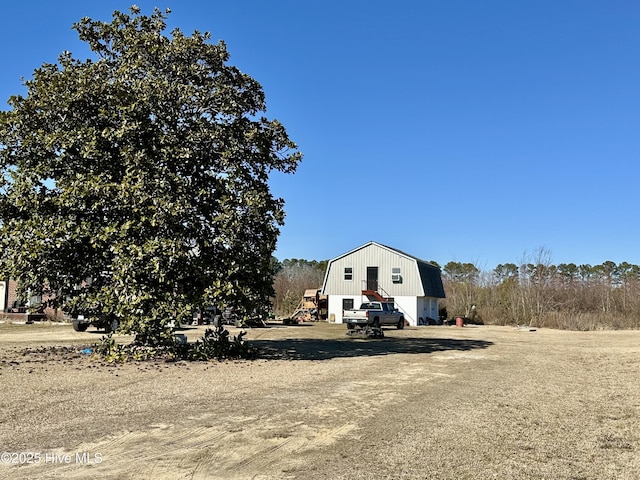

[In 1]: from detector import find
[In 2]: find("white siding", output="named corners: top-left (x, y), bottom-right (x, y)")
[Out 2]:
top-left (328, 294), bottom-right (423, 326)
top-left (392, 296), bottom-right (417, 326)
top-left (322, 242), bottom-right (443, 327)
top-left (323, 243), bottom-right (424, 297)
top-left (417, 297), bottom-right (440, 324)
top-left (327, 295), bottom-right (358, 323)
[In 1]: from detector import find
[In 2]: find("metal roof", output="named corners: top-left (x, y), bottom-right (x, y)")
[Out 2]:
top-left (325, 241), bottom-right (445, 298)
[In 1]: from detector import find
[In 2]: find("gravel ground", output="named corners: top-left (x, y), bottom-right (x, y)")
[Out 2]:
top-left (0, 321), bottom-right (639, 479)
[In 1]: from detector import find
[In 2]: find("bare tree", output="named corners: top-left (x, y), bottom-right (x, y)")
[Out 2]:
top-left (518, 247), bottom-right (558, 326)
top-left (443, 262), bottom-right (480, 318)
top-left (272, 260), bottom-right (325, 316)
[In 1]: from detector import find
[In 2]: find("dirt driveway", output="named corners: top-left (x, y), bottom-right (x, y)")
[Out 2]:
top-left (1, 321), bottom-right (639, 479)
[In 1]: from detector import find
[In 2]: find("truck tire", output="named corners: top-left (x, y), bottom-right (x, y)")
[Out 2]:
top-left (372, 318), bottom-right (380, 328)
top-left (397, 317), bottom-right (405, 329)
top-left (346, 323), bottom-right (355, 330)
top-left (72, 320), bottom-right (89, 332)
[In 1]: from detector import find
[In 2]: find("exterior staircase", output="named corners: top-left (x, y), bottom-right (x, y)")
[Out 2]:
top-left (362, 290), bottom-right (388, 302)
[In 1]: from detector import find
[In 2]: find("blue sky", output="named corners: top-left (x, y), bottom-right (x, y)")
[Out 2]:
top-left (1, 1), bottom-right (639, 269)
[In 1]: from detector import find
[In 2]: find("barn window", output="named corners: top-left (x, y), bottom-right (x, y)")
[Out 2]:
top-left (392, 267), bottom-right (402, 283)
top-left (342, 298), bottom-right (354, 310)
top-left (344, 267), bottom-right (353, 281)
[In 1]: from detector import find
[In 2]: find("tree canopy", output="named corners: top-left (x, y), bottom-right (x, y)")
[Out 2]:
top-left (0, 7), bottom-right (302, 340)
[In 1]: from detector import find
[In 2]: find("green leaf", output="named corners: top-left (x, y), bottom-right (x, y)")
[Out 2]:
top-left (0, 6), bottom-right (301, 342)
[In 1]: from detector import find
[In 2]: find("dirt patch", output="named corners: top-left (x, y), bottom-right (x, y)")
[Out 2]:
top-left (1, 321), bottom-right (639, 479)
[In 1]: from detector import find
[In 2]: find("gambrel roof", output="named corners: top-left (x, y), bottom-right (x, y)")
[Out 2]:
top-left (325, 241), bottom-right (445, 298)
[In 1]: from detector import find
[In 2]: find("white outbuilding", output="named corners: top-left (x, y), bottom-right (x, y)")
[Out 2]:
top-left (321, 241), bottom-right (445, 326)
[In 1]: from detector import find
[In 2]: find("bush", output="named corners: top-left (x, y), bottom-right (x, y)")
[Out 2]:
top-left (94, 326), bottom-right (254, 363)
top-left (184, 327), bottom-right (252, 361)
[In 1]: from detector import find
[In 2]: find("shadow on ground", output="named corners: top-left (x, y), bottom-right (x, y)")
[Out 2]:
top-left (253, 336), bottom-right (494, 361)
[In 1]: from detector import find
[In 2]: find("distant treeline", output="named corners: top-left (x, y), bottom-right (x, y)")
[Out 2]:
top-left (273, 251), bottom-right (640, 330)
top-left (441, 251), bottom-right (640, 330)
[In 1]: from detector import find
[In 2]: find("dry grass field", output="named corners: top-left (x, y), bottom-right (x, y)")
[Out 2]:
top-left (1, 320), bottom-right (639, 479)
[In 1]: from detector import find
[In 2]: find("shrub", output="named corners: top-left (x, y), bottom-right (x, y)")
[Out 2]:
top-left (94, 326), bottom-right (253, 363)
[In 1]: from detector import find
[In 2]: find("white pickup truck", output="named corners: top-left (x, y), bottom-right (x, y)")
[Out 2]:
top-left (343, 301), bottom-right (405, 330)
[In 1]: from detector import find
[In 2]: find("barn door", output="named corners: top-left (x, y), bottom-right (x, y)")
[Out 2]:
top-left (366, 267), bottom-right (378, 291)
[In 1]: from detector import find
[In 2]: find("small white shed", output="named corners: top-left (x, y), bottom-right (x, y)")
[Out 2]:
top-left (321, 241), bottom-right (445, 326)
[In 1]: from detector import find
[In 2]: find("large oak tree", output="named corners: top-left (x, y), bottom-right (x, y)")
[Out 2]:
top-left (0, 7), bottom-right (301, 340)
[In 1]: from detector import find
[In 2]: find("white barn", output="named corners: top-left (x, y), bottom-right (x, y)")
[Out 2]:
top-left (321, 241), bottom-right (445, 326)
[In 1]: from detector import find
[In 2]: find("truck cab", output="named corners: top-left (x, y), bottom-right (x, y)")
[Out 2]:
top-left (342, 301), bottom-right (405, 330)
